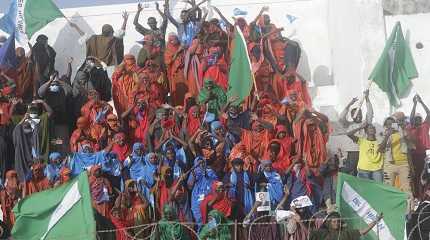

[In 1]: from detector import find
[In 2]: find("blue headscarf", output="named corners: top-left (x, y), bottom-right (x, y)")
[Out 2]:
top-left (187, 157), bottom-right (218, 228)
top-left (210, 121), bottom-right (222, 133)
top-left (45, 152), bottom-right (63, 182)
top-left (259, 160), bottom-right (284, 207)
top-left (69, 148), bottom-right (105, 177)
top-left (230, 170), bottom-right (254, 215)
top-left (101, 152), bottom-right (122, 176)
top-left (162, 139), bottom-right (187, 180)
top-left (124, 143), bottom-right (146, 180)
top-left (141, 152), bottom-right (158, 207)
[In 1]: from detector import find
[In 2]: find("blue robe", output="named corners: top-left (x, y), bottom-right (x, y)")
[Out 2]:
top-left (44, 163), bottom-right (62, 182)
top-left (187, 157), bottom-right (218, 229)
top-left (124, 152), bottom-right (157, 207)
top-left (69, 150), bottom-right (105, 176)
top-left (263, 171), bottom-right (284, 207)
top-left (228, 170), bottom-right (254, 215)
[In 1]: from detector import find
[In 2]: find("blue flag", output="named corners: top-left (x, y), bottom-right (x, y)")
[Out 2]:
top-left (0, 32), bottom-right (18, 69)
top-left (0, 1), bottom-right (17, 35)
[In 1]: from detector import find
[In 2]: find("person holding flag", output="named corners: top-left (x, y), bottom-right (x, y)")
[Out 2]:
top-left (309, 211), bottom-right (383, 240)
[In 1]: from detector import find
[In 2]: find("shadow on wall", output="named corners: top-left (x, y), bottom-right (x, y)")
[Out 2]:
top-left (52, 12), bottom-right (95, 83)
top-left (313, 65), bottom-right (334, 87)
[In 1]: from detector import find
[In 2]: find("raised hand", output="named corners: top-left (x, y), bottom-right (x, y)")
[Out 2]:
top-left (122, 11), bottom-right (129, 21)
top-left (137, 3), bottom-right (143, 12)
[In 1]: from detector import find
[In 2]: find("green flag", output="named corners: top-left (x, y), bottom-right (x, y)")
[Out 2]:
top-left (227, 26), bottom-right (253, 105)
top-left (336, 173), bottom-right (407, 240)
top-left (12, 172), bottom-right (96, 240)
top-left (24, 0), bottom-right (64, 39)
top-left (369, 21), bottom-right (418, 107)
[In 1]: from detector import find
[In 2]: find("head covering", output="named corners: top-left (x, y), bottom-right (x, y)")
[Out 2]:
top-left (102, 24), bottom-right (114, 36)
top-left (200, 181), bottom-right (232, 224)
top-left (199, 210), bottom-right (231, 240)
top-left (36, 34), bottom-right (48, 42)
top-left (231, 158), bottom-right (244, 166)
top-left (157, 205), bottom-right (190, 240)
top-left (49, 152), bottom-right (61, 161)
top-left (210, 121), bottom-right (223, 132)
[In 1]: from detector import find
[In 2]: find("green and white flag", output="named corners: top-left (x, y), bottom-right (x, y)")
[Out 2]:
top-left (369, 21), bottom-right (418, 107)
top-left (0, 0), bottom-right (64, 43)
top-left (336, 173), bottom-right (407, 240)
top-left (227, 26), bottom-right (254, 105)
top-left (12, 172), bottom-right (96, 240)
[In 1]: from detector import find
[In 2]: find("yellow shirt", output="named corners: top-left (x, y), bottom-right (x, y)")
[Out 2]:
top-left (391, 132), bottom-right (408, 165)
top-left (357, 137), bottom-right (383, 171)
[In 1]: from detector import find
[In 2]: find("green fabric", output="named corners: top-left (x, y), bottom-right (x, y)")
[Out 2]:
top-left (198, 79), bottom-right (227, 117)
top-left (39, 112), bottom-right (50, 163)
top-left (369, 21), bottom-right (418, 107)
top-left (24, 0), bottom-right (64, 39)
top-left (151, 205), bottom-right (190, 240)
top-left (199, 210), bottom-right (232, 240)
top-left (227, 27), bottom-right (253, 106)
top-left (12, 172), bottom-right (96, 240)
top-left (336, 173), bottom-right (407, 240)
top-left (309, 229), bottom-right (361, 240)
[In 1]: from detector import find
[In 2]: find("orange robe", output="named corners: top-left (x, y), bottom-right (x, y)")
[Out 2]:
top-left (275, 77), bottom-right (312, 108)
top-left (112, 68), bottom-right (138, 116)
top-left (184, 39), bottom-right (204, 96)
top-left (24, 178), bottom-right (50, 197)
top-left (164, 42), bottom-right (186, 106)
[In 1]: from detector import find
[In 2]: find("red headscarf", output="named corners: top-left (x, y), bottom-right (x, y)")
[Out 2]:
top-left (186, 105), bottom-right (201, 136)
top-left (112, 132), bottom-right (130, 161)
top-left (200, 181), bottom-right (232, 224)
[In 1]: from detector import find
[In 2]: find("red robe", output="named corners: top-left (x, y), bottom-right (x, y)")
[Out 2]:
top-left (200, 181), bottom-right (232, 224)
top-left (164, 41), bottom-right (186, 106)
top-left (112, 66), bottom-right (138, 116)
top-left (264, 138), bottom-right (293, 173)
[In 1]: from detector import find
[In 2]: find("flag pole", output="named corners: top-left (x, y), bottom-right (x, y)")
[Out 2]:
top-left (251, 73), bottom-right (260, 101)
top-left (353, 80), bottom-right (374, 119)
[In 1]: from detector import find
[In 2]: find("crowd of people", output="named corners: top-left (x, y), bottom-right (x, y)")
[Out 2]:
top-left (0, 1), bottom-right (428, 239)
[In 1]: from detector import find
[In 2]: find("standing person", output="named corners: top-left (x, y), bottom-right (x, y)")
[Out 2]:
top-left (38, 71), bottom-right (73, 154)
top-left (309, 211), bottom-right (383, 240)
top-left (319, 155), bottom-right (340, 213)
top-left (383, 115), bottom-right (410, 193)
top-left (151, 205), bottom-right (190, 240)
top-left (199, 210), bottom-right (232, 240)
top-left (13, 100), bottom-right (52, 181)
top-left (165, 0), bottom-right (208, 48)
top-left (0, 170), bottom-right (22, 229)
top-left (198, 79), bottom-right (227, 117)
top-left (72, 57), bottom-right (112, 122)
top-left (164, 33), bottom-right (186, 106)
top-left (11, 47), bottom-right (35, 103)
top-left (187, 158), bottom-right (218, 229)
top-left (223, 158), bottom-right (254, 220)
top-left (330, 90), bottom-right (373, 176)
top-left (408, 94), bottom-right (430, 198)
top-left (112, 54), bottom-right (139, 116)
top-left (347, 124), bottom-right (386, 182)
top-left (134, 1), bottom-right (168, 49)
top-left (23, 163), bottom-right (51, 197)
top-left (69, 12), bottom-right (129, 68)
top-left (89, 165), bottom-right (112, 218)
top-left (31, 35), bottom-right (56, 86)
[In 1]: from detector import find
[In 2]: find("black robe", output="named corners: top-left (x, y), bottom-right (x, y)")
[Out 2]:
top-left (32, 43), bottom-right (56, 86)
top-left (72, 67), bottom-right (112, 123)
top-left (13, 114), bottom-right (49, 181)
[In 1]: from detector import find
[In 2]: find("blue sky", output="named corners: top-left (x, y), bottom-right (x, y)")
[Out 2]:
top-left (0, 0), bottom-right (143, 12)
